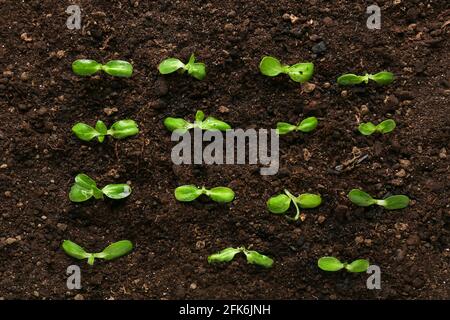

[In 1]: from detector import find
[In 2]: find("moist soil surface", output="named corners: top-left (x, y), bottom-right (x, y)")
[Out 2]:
top-left (0, 0), bottom-right (449, 300)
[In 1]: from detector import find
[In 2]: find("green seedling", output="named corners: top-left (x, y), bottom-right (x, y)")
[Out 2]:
top-left (72, 59), bottom-right (133, 77)
top-left (164, 110), bottom-right (231, 133)
top-left (276, 117), bottom-right (318, 135)
top-left (348, 189), bottom-right (410, 210)
top-left (158, 53), bottom-right (206, 80)
top-left (337, 71), bottom-right (394, 86)
top-left (318, 257), bottom-right (369, 273)
top-left (175, 185), bottom-right (235, 203)
top-left (62, 240), bottom-right (133, 265)
top-left (267, 189), bottom-right (322, 221)
top-left (358, 119), bottom-right (396, 136)
top-left (72, 120), bottom-right (139, 142)
top-left (69, 173), bottom-right (132, 202)
top-left (208, 247), bottom-right (273, 268)
top-left (259, 56), bottom-right (314, 83)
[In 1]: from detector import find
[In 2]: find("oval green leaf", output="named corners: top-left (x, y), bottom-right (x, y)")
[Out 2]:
top-left (72, 123), bottom-right (99, 142)
top-left (377, 119), bottom-right (396, 134)
top-left (318, 256), bottom-right (345, 272)
top-left (297, 117), bottom-right (318, 133)
top-left (370, 71), bottom-right (394, 85)
top-left (276, 122), bottom-right (296, 135)
top-left (72, 59), bottom-right (102, 76)
top-left (244, 250), bottom-right (274, 268)
top-left (69, 184), bottom-right (94, 202)
top-left (101, 184), bottom-right (132, 199)
top-left (208, 247), bottom-right (241, 264)
top-left (163, 117), bottom-right (192, 132)
top-left (187, 63), bottom-right (206, 80)
top-left (259, 56), bottom-right (283, 77)
top-left (200, 117), bottom-right (231, 131)
top-left (158, 58), bottom-right (185, 74)
top-left (208, 187), bottom-right (235, 203)
top-left (108, 120), bottom-right (139, 139)
top-left (358, 122), bottom-right (377, 136)
top-left (337, 74), bottom-right (364, 86)
top-left (102, 60), bottom-right (133, 77)
top-left (346, 259), bottom-right (370, 273)
top-left (267, 194), bottom-right (291, 214)
top-left (297, 193), bottom-right (322, 209)
top-left (287, 62), bottom-right (314, 83)
top-left (381, 195), bottom-right (410, 210)
top-left (174, 185), bottom-right (202, 202)
top-left (62, 240), bottom-right (90, 260)
top-left (97, 240), bottom-right (133, 261)
top-left (348, 189), bottom-right (376, 207)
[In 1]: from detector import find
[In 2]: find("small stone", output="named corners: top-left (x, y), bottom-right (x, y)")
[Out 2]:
top-left (56, 50), bottom-right (66, 59)
top-left (103, 107), bottom-right (118, 116)
top-left (364, 239), bottom-right (373, 246)
top-left (360, 105), bottom-right (369, 115)
top-left (20, 33), bottom-right (33, 42)
top-left (20, 72), bottom-right (29, 81)
top-left (384, 95), bottom-right (399, 112)
top-left (317, 215), bottom-right (326, 224)
top-left (399, 159), bottom-right (411, 168)
top-left (439, 148), bottom-right (447, 159)
top-left (56, 223), bottom-right (67, 231)
top-left (74, 294), bottom-right (84, 300)
top-left (5, 237), bottom-right (17, 245)
top-left (341, 90), bottom-right (348, 98)
top-left (302, 82), bottom-right (316, 93)
top-left (303, 148), bottom-right (311, 161)
top-left (282, 13), bottom-right (291, 21)
top-left (189, 283), bottom-right (197, 290)
top-left (396, 169), bottom-right (406, 177)
top-left (4, 191), bottom-right (11, 198)
top-left (218, 105), bottom-right (230, 113)
top-left (33, 291), bottom-right (39, 297)
top-left (224, 23), bottom-right (234, 32)
top-left (355, 236), bottom-right (364, 244)
top-left (195, 240), bottom-right (205, 249)
top-left (37, 107), bottom-right (48, 116)
top-left (3, 70), bottom-right (13, 78)
top-left (312, 41), bottom-right (327, 54)
top-left (406, 234), bottom-right (420, 246)
top-left (323, 82), bottom-right (331, 89)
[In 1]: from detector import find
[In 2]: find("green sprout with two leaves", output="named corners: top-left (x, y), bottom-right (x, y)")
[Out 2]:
top-left (175, 185), bottom-right (235, 203)
top-left (62, 240), bottom-right (133, 265)
top-left (69, 173), bottom-right (132, 202)
top-left (164, 110), bottom-right (231, 133)
top-left (208, 247), bottom-right (273, 268)
top-left (318, 257), bottom-right (370, 273)
top-left (276, 117), bottom-right (318, 135)
top-left (72, 120), bottom-right (139, 143)
top-left (348, 189), bottom-right (410, 210)
top-left (337, 71), bottom-right (394, 86)
top-left (72, 59), bottom-right (133, 77)
top-left (158, 54), bottom-right (206, 80)
top-left (267, 189), bottom-right (322, 221)
top-left (358, 119), bottom-right (396, 136)
top-left (259, 56), bottom-right (314, 83)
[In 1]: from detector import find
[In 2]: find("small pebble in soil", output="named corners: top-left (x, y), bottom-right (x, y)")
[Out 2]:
top-left (302, 82), bottom-right (316, 93)
top-left (341, 90), bottom-right (348, 98)
top-left (4, 191), bottom-right (11, 198)
top-left (317, 215), bottom-right (326, 224)
top-left (218, 105), bottom-right (230, 113)
top-left (20, 72), bottom-right (29, 81)
top-left (74, 294), bottom-right (84, 300)
top-left (103, 107), bottom-right (118, 116)
top-left (439, 148), bottom-right (447, 159)
top-left (360, 105), bottom-right (369, 115)
top-left (190, 283), bottom-right (197, 290)
top-left (312, 41), bottom-right (327, 54)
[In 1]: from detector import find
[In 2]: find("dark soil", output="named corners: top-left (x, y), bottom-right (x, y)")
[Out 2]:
top-left (0, 0), bottom-right (449, 300)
